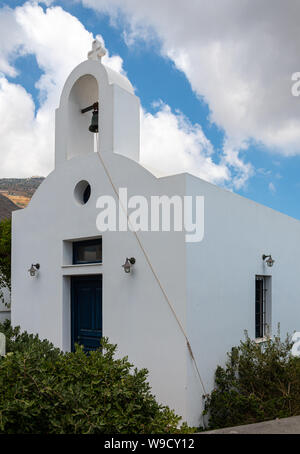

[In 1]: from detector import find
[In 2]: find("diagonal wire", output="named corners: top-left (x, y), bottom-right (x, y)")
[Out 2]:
top-left (95, 135), bottom-right (207, 395)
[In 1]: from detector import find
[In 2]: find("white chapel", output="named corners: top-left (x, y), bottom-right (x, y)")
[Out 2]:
top-left (11, 40), bottom-right (300, 426)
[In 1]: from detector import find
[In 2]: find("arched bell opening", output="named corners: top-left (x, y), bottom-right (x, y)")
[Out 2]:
top-left (67, 74), bottom-right (99, 160)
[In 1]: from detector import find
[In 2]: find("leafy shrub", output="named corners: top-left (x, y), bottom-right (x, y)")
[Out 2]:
top-left (0, 321), bottom-right (192, 434)
top-left (0, 320), bottom-right (61, 359)
top-left (204, 331), bottom-right (300, 429)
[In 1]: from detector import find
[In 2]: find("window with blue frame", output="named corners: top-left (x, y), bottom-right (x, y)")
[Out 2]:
top-left (73, 238), bottom-right (102, 264)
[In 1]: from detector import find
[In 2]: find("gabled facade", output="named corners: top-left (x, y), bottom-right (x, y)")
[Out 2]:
top-left (12, 42), bottom-right (300, 426)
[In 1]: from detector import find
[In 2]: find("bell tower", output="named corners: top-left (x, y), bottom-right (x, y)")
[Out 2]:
top-left (54, 40), bottom-right (140, 167)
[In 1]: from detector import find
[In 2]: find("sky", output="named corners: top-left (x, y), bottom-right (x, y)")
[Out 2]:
top-left (1, 0), bottom-right (300, 219)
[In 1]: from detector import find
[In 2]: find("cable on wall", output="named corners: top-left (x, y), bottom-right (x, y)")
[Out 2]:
top-left (95, 137), bottom-right (207, 396)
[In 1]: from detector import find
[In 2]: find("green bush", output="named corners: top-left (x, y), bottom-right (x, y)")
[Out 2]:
top-left (0, 321), bottom-right (192, 434)
top-left (0, 320), bottom-right (61, 359)
top-left (204, 331), bottom-right (300, 429)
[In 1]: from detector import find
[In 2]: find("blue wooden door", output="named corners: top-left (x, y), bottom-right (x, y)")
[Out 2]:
top-left (71, 275), bottom-right (102, 352)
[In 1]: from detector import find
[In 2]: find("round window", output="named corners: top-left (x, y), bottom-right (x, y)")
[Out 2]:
top-left (74, 180), bottom-right (91, 205)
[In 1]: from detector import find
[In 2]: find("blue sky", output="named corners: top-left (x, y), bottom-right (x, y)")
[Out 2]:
top-left (1, 0), bottom-right (300, 219)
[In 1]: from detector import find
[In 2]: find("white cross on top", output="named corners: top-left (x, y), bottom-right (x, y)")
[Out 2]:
top-left (88, 39), bottom-right (106, 61)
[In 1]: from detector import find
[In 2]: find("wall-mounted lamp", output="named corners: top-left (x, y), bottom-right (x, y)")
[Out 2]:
top-left (28, 263), bottom-right (40, 277)
top-left (262, 254), bottom-right (275, 267)
top-left (81, 102), bottom-right (99, 133)
top-left (122, 257), bottom-right (136, 274)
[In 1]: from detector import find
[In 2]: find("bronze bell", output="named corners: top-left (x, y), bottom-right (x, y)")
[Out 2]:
top-left (89, 109), bottom-right (98, 133)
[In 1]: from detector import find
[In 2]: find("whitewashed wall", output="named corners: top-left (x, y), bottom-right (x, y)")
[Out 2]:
top-left (12, 151), bottom-right (189, 422)
top-left (185, 175), bottom-right (300, 425)
top-left (11, 56), bottom-right (300, 427)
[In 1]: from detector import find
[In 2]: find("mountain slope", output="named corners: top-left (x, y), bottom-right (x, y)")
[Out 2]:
top-left (0, 193), bottom-right (20, 222)
top-left (0, 177), bottom-right (44, 198)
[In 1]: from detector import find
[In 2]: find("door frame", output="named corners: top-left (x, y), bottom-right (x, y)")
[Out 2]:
top-left (70, 274), bottom-right (102, 352)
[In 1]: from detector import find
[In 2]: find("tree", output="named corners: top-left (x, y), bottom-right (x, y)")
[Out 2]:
top-left (0, 218), bottom-right (11, 307)
top-left (203, 331), bottom-right (300, 429)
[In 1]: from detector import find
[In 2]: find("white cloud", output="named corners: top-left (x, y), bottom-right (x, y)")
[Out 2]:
top-left (269, 182), bottom-right (276, 194)
top-left (268, 181), bottom-right (276, 194)
top-left (0, 6), bottom-right (23, 77)
top-left (0, 1), bottom-right (124, 178)
top-left (221, 138), bottom-right (254, 190)
top-left (0, 76), bottom-right (49, 177)
top-left (80, 0), bottom-right (300, 157)
top-left (140, 103), bottom-right (230, 184)
top-left (0, 1), bottom-right (250, 187)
